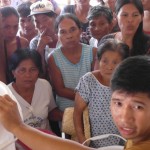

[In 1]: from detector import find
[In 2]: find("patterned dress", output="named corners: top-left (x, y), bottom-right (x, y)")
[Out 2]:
top-left (76, 72), bottom-right (121, 148)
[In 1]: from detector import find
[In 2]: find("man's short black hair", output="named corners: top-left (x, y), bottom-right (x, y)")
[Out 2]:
top-left (111, 55), bottom-right (150, 94)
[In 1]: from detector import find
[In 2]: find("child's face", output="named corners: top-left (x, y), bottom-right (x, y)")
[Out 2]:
top-left (99, 51), bottom-right (122, 79)
top-left (111, 91), bottom-right (150, 143)
top-left (89, 16), bottom-right (112, 41)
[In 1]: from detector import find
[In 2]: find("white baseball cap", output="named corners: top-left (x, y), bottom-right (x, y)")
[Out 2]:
top-left (29, 0), bottom-right (55, 16)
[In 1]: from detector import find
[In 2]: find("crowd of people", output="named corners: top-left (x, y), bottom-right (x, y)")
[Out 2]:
top-left (0, 0), bottom-right (150, 150)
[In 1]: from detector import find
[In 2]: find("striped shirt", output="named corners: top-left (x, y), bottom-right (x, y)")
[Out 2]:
top-left (52, 43), bottom-right (93, 111)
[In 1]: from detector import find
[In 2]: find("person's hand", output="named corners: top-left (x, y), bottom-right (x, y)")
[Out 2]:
top-left (37, 29), bottom-right (53, 53)
top-left (0, 95), bottom-right (22, 133)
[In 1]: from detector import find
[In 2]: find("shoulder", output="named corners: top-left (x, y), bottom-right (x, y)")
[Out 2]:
top-left (81, 43), bottom-right (96, 55)
top-left (82, 43), bottom-right (91, 48)
top-left (125, 140), bottom-right (150, 150)
top-left (80, 72), bottom-right (93, 80)
top-left (36, 78), bottom-right (50, 86)
top-left (81, 43), bottom-right (95, 52)
top-left (36, 78), bottom-right (52, 90)
top-left (0, 81), bottom-right (8, 90)
top-left (19, 36), bottom-right (29, 47)
top-left (48, 47), bottom-right (60, 59)
top-left (0, 82), bottom-right (17, 102)
top-left (7, 82), bottom-right (13, 88)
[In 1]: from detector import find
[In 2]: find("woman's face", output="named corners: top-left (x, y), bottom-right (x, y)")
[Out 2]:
top-left (89, 15), bottom-right (113, 41)
top-left (117, 3), bottom-right (143, 36)
top-left (99, 50), bottom-right (122, 80)
top-left (57, 18), bottom-right (81, 48)
top-left (3, 15), bottom-right (19, 41)
top-left (13, 59), bottom-right (39, 89)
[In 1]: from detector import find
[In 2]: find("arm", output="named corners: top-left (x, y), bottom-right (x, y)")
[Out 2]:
top-left (0, 95), bottom-right (94, 150)
top-left (36, 29), bottom-right (57, 75)
top-left (73, 92), bottom-right (87, 144)
top-left (48, 54), bottom-right (75, 100)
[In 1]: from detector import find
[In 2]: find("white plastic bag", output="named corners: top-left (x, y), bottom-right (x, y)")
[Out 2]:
top-left (82, 134), bottom-right (126, 150)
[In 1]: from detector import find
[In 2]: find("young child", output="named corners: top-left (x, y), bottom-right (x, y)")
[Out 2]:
top-left (1, 55), bottom-right (150, 150)
top-left (74, 39), bottom-right (129, 148)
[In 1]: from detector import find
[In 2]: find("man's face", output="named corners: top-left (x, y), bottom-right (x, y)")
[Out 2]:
top-left (111, 91), bottom-right (150, 143)
top-left (33, 14), bottom-right (55, 35)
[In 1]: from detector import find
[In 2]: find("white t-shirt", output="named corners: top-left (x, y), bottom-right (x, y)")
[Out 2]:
top-left (8, 78), bottom-right (56, 130)
top-left (0, 81), bottom-right (22, 150)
